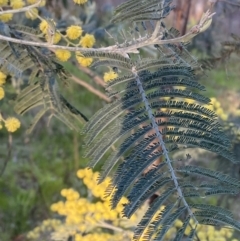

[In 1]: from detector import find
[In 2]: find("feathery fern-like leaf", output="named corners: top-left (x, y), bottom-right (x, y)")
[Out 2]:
top-left (83, 1), bottom-right (239, 240)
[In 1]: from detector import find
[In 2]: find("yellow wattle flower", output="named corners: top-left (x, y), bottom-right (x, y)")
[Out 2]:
top-left (0, 72), bottom-right (6, 86)
top-left (103, 70), bottom-right (118, 82)
top-left (4, 117), bottom-right (21, 132)
top-left (10, 0), bottom-right (25, 9)
top-left (0, 72), bottom-right (6, 79)
top-left (25, 8), bottom-right (38, 20)
top-left (0, 87), bottom-right (4, 100)
top-left (0, 13), bottom-right (13, 22)
top-left (45, 32), bottom-right (61, 44)
top-left (79, 34), bottom-right (95, 48)
top-left (76, 56), bottom-right (93, 67)
top-left (76, 169), bottom-right (85, 178)
top-left (55, 49), bottom-right (71, 62)
top-left (0, 0), bottom-right (7, 5)
top-left (73, 0), bottom-right (87, 4)
top-left (60, 189), bottom-right (68, 197)
top-left (39, 20), bottom-right (48, 34)
top-left (66, 25), bottom-right (83, 40)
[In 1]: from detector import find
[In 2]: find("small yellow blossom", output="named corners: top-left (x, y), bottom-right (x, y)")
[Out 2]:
top-left (0, 13), bottom-right (13, 22)
top-left (76, 56), bottom-right (93, 67)
top-left (0, 0), bottom-right (7, 5)
top-left (66, 25), bottom-right (83, 40)
top-left (45, 32), bottom-right (61, 44)
top-left (4, 117), bottom-right (21, 132)
top-left (0, 72), bottom-right (6, 79)
top-left (73, 0), bottom-right (87, 4)
top-left (61, 189), bottom-right (68, 197)
top-left (39, 0), bottom-right (46, 6)
top-left (50, 203), bottom-right (59, 212)
top-left (0, 87), bottom-right (4, 100)
top-left (221, 113), bottom-right (228, 121)
top-left (55, 49), bottom-right (71, 62)
top-left (10, 0), bottom-right (25, 9)
top-left (39, 20), bottom-right (48, 34)
top-left (25, 8), bottom-right (38, 20)
top-left (0, 72), bottom-right (6, 86)
top-left (174, 219), bottom-right (183, 228)
top-left (79, 34), bottom-right (95, 48)
top-left (103, 70), bottom-right (118, 82)
top-left (76, 169), bottom-right (85, 178)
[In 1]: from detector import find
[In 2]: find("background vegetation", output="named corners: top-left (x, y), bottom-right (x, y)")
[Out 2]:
top-left (0, 0), bottom-right (240, 240)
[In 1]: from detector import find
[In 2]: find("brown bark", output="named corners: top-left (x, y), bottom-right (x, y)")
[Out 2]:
top-left (173, 0), bottom-right (192, 35)
top-left (182, 0), bottom-right (192, 35)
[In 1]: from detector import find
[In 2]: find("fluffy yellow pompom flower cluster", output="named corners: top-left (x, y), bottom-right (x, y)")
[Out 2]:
top-left (0, 13), bottom-right (13, 22)
top-left (38, 16), bottom-right (96, 66)
top-left (27, 168), bottom-right (146, 241)
top-left (55, 49), bottom-right (71, 62)
top-left (0, 115), bottom-right (21, 132)
top-left (66, 25), bottom-right (83, 40)
top-left (79, 34), bottom-right (95, 48)
top-left (4, 117), bottom-right (21, 132)
top-left (0, 72), bottom-right (6, 84)
top-left (0, 71), bottom-right (6, 100)
top-left (39, 20), bottom-right (49, 34)
top-left (76, 56), bottom-right (93, 67)
top-left (0, 72), bottom-right (19, 132)
top-left (75, 51), bottom-right (93, 67)
top-left (103, 70), bottom-right (118, 82)
top-left (39, 19), bottom-right (61, 44)
top-left (0, 0), bottom-right (28, 21)
top-left (27, 167), bottom-right (238, 241)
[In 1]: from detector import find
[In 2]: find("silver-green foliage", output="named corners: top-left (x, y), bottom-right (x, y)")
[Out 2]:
top-left (0, 22), bottom-right (87, 133)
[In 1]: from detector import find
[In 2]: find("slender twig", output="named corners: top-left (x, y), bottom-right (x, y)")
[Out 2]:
top-left (151, 20), bottom-right (161, 39)
top-left (96, 221), bottom-right (124, 232)
top-left (0, 0), bottom-right (42, 15)
top-left (71, 75), bottom-right (110, 102)
top-left (76, 64), bottom-right (106, 87)
top-left (0, 10), bottom-right (215, 56)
